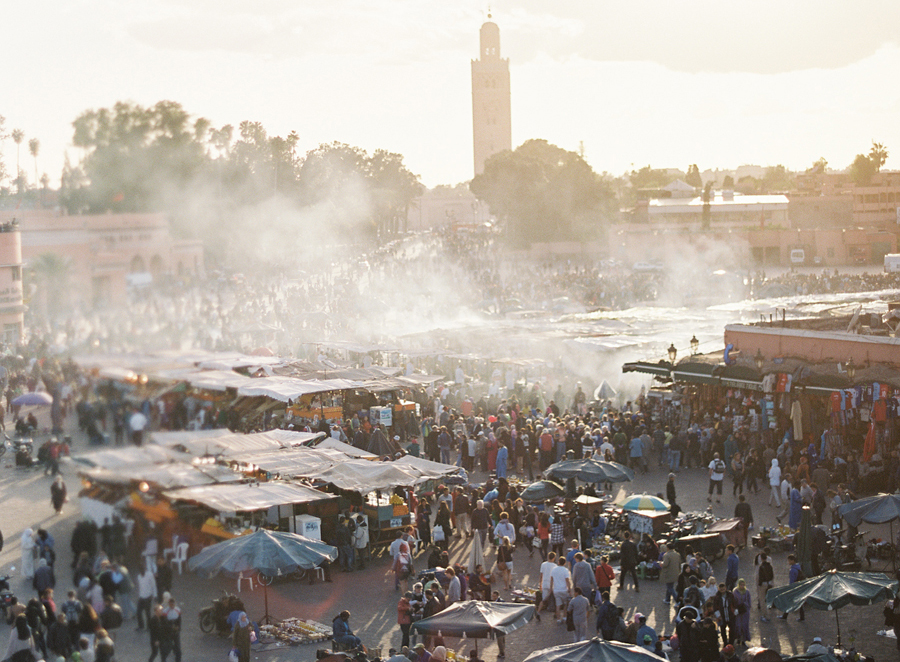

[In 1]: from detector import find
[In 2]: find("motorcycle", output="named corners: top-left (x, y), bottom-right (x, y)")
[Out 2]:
top-left (822, 532), bottom-right (863, 572)
top-left (0, 436), bottom-right (36, 467)
top-left (199, 591), bottom-right (245, 636)
top-left (0, 574), bottom-right (15, 620)
top-left (255, 567), bottom-right (307, 586)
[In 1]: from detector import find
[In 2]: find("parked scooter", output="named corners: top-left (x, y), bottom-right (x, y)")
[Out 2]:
top-left (0, 573), bottom-right (18, 621)
top-left (0, 436), bottom-right (36, 467)
top-left (199, 591), bottom-right (245, 636)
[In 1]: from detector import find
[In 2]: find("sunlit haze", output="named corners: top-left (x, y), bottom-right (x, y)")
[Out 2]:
top-left (3, 0), bottom-right (900, 188)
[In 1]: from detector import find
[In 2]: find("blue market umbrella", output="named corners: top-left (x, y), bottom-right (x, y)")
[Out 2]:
top-left (838, 493), bottom-right (900, 574)
top-left (521, 480), bottom-right (565, 502)
top-left (188, 529), bottom-right (338, 623)
top-left (411, 601), bottom-right (535, 654)
top-left (524, 637), bottom-right (665, 662)
top-left (545, 458), bottom-right (634, 484)
top-left (12, 392), bottom-right (53, 406)
top-left (838, 493), bottom-right (900, 527)
top-left (766, 570), bottom-right (898, 646)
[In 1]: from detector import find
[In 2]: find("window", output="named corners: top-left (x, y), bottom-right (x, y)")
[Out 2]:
top-left (827, 248), bottom-right (835, 258)
top-left (11, 266), bottom-right (20, 282)
top-left (3, 323), bottom-right (20, 345)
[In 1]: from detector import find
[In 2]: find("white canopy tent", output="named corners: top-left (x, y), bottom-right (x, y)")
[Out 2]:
top-left (150, 430), bottom-right (323, 458)
top-left (314, 437), bottom-right (378, 459)
top-left (70, 445), bottom-right (187, 469)
top-left (232, 447), bottom-right (350, 477)
top-left (80, 462), bottom-right (242, 489)
top-left (164, 481), bottom-right (332, 512)
top-left (236, 377), bottom-right (361, 402)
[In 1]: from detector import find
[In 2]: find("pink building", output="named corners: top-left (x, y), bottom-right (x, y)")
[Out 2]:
top-left (0, 220), bottom-right (25, 344)
top-left (0, 210), bottom-right (203, 309)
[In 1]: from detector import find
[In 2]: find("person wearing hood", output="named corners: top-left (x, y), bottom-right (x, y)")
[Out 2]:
top-left (232, 611), bottom-right (252, 662)
top-left (493, 512), bottom-right (515, 548)
top-left (332, 610), bottom-right (361, 649)
top-left (33, 558), bottom-right (54, 596)
top-left (20, 529), bottom-right (35, 579)
top-left (767, 460), bottom-right (781, 508)
top-left (786, 483), bottom-right (803, 529)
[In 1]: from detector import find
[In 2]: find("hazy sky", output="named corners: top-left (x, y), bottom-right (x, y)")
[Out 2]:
top-left (3, 0), bottom-right (900, 188)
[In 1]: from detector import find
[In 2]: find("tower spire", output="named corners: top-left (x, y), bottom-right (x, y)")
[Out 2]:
top-left (471, 14), bottom-right (511, 176)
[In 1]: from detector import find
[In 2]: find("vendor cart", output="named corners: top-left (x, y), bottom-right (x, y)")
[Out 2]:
top-left (707, 517), bottom-right (747, 550)
top-left (628, 509), bottom-right (672, 537)
top-left (363, 501), bottom-right (412, 546)
top-left (669, 532), bottom-right (725, 560)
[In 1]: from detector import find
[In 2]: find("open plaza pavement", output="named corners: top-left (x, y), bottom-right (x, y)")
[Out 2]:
top-left (0, 405), bottom-right (898, 662)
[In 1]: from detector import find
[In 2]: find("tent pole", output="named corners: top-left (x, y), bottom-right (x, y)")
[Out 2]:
top-left (835, 608), bottom-right (841, 649)
top-left (892, 520), bottom-right (896, 578)
top-left (261, 581), bottom-right (274, 625)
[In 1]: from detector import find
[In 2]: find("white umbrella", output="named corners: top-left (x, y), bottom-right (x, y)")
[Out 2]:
top-left (468, 532), bottom-right (485, 573)
top-left (593, 381), bottom-right (617, 401)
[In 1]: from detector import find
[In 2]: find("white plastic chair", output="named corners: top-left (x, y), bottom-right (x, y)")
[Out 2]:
top-left (123, 519), bottom-right (135, 548)
top-left (237, 571), bottom-right (254, 592)
top-left (142, 539), bottom-right (159, 573)
top-left (162, 535), bottom-right (178, 561)
top-left (170, 542), bottom-right (189, 575)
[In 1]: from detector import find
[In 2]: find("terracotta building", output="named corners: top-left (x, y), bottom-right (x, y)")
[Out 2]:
top-left (471, 16), bottom-right (511, 176)
top-left (0, 220), bottom-right (25, 345)
top-left (0, 210), bottom-right (203, 309)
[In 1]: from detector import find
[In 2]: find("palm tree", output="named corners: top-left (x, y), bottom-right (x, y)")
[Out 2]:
top-left (28, 138), bottom-right (39, 188)
top-left (0, 115), bottom-right (7, 183)
top-left (39, 173), bottom-right (49, 207)
top-left (11, 129), bottom-right (23, 194)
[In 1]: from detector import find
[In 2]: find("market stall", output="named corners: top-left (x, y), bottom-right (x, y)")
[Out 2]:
top-left (164, 481), bottom-right (338, 540)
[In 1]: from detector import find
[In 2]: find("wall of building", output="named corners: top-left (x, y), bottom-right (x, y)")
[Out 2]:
top-left (406, 186), bottom-right (493, 232)
top-left (724, 323), bottom-right (900, 369)
top-left (609, 225), bottom-right (897, 268)
top-left (0, 210), bottom-right (204, 309)
top-left (0, 222), bottom-right (24, 345)
top-left (788, 194), bottom-right (853, 228)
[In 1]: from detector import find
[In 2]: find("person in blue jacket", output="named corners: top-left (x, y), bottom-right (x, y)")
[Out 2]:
top-left (495, 443), bottom-right (508, 479)
top-left (332, 610), bottom-right (361, 649)
top-left (789, 484), bottom-right (803, 530)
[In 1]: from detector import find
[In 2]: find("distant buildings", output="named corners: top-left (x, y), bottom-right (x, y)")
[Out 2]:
top-left (0, 210), bottom-right (203, 309)
top-left (406, 185), bottom-right (492, 233)
top-left (471, 15), bottom-right (511, 177)
top-left (0, 221), bottom-right (24, 345)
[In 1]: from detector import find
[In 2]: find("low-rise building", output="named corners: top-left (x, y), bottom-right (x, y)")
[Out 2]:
top-left (0, 220), bottom-right (25, 345)
top-left (0, 210), bottom-right (203, 309)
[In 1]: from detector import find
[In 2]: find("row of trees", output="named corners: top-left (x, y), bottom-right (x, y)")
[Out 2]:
top-left (471, 139), bottom-right (616, 246)
top-left (0, 116), bottom-right (45, 195)
top-left (0, 105), bottom-right (894, 252)
top-left (56, 101), bottom-right (424, 257)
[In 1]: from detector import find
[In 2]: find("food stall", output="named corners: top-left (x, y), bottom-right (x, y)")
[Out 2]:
top-left (163, 481), bottom-right (339, 542)
top-left (628, 509), bottom-right (673, 537)
top-left (294, 457), bottom-right (460, 544)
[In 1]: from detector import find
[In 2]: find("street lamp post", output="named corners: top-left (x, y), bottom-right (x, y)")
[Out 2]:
top-left (846, 357), bottom-right (856, 382)
top-left (755, 349), bottom-right (764, 371)
top-left (690, 335), bottom-right (699, 355)
top-left (667, 343), bottom-right (677, 363)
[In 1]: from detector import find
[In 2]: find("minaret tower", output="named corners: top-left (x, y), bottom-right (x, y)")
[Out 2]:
top-left (471, 13), bottom-right (511, 176)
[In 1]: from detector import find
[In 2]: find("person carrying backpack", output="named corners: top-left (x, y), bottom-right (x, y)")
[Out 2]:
top-left (708, 453), bottom-right (726, 504)
top-left (595, 592), bottom-right (618, 640)
top-left (684, 577), bottom-right (702, 609)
